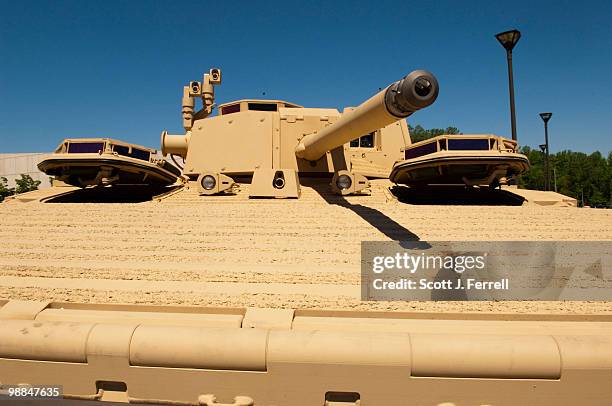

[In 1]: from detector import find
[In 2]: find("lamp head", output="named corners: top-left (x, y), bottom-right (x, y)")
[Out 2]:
top-left (539, 112), bottom-right (552, 123)
top-left (495, 29), bottom-right (521, 51)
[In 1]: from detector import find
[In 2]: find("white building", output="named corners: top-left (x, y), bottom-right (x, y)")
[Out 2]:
top-left (0, 153), bottom-right (52, 189)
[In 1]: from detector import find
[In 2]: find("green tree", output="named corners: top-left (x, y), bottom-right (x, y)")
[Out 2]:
top-left (0, 177), bottom-right (15, 202)
top-left (519, 147), bottom-right (611, 207)
top-left (408, 124), bottom-right (461, 143)
top-left (14, 174), bottom-right (41, 194)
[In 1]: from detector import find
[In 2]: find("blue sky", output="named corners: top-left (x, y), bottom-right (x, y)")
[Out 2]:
top-left (1, 0), bottom-right (610, 153)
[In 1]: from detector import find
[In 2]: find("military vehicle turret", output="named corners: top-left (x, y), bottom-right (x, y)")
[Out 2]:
top-left (160, 68), bottom-right (527, 198)
top-left (160, 69), bottom-right (440, 197)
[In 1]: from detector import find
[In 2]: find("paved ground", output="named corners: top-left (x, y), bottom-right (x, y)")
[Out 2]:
top-left (1, 180), bottom-right (610, 313)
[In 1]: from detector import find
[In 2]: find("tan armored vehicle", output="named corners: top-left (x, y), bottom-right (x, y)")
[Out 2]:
top-left (36, 67), bottom-right (528, 201)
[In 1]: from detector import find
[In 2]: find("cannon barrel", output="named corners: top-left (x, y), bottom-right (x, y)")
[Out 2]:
top-left (295, 70), bottom-right (439, 161)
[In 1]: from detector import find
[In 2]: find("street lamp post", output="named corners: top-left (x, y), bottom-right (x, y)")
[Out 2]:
top-left (495, 29), bottom-right (521, 142)
top-left (539, 112), bottom-right (552, 191)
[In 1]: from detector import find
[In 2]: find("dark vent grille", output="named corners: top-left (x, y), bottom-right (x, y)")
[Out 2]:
top-left (67, 142), bottom-right (105, 154)
top-left (447, 138), bottom-right (490, 151)
top-left (405, 142), bottom-right (437, 159)
top-left (112, 145), bottom-right (151, 161)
